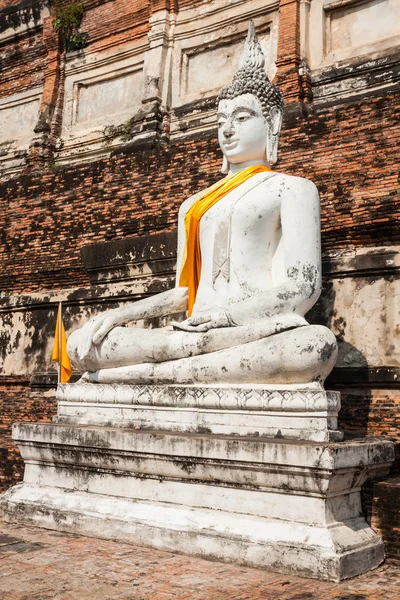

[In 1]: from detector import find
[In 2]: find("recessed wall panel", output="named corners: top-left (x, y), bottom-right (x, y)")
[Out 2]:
top-left (76, 70), bottom-right (143, 126)
top-left (0, 95), bottom-right (40, 145)
top-left (186, 33), bottom-right (272, 98)
top-left (327, 0), bottom-right (400, 54)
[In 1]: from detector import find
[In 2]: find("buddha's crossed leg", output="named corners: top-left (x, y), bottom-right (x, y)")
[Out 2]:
top-left (68, 316), bottom-right (337, 386)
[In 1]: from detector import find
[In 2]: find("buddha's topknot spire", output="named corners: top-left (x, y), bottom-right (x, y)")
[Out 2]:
top-left (218, 21), bottom-right (284, 118)
top-left (240, 20), bottom-right (265, 71)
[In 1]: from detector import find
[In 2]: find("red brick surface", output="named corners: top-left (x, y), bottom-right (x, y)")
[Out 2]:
top-left (338, 389), bottom-right (400, 441)
top-left (0, 31), bottom-right (46, 99)
top-left (82, 0), bottom-right (150, 55)
top-left (276, 0), bottom-right (301, 103)
top-left (370, 476), bottom-right (400, 564)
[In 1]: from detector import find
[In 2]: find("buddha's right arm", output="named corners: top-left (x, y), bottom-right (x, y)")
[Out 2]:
top-left (107, 286), bottom-right (188, 326)
top-left (93, 286), bottom-right (188, 340)
top-left (76, 287), bottom-right (188, 359)
top-left (77, 192), bottom-right (195, 358)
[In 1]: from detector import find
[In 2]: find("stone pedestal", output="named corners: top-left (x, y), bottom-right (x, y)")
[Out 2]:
top-left (0, 384), bottom-right (394, 582)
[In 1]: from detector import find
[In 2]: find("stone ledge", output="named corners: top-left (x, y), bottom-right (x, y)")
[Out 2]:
top-left (326, 366), bottom-right (400, 388)
top-left (80, 230), bottom-right (177, 285)
top-left (12, 423), bottom-right (394, 471)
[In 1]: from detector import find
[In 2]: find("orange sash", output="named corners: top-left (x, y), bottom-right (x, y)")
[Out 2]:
top-left (179, 165), bottom-right (271, 315)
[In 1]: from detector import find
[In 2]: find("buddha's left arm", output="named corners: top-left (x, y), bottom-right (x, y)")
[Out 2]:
top-left (228, 177), bottom-right (322, 326)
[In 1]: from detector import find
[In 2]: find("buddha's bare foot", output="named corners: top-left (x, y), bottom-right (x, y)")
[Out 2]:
top-left (79, 371), bottom-right (99, 383)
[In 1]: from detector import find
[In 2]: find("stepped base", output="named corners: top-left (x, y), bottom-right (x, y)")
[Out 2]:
top-left (0, 422), bottom-right (394, 581)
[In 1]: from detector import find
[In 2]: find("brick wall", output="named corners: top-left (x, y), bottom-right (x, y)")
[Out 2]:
top-left (368, 476), bottom-right (400, 564)
top-left (81, 0), bottom-right (150, 54)
top-left (0, 137), bottom-right (222, 293)
top-left (338, 389), bottom-right (400, 441)
top-left (0, 30), bottom-right (46, 98)
top-left (281, 97), bottom-right (400, 249)
top-left (345, 387), bottom-right (400, 561)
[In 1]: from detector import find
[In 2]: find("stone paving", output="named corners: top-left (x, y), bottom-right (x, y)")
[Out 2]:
top-left (0, 521), bottom-right (399, 600)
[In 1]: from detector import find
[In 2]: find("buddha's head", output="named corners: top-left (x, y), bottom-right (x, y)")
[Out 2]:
top-left (217, 22), bottom-right (284, 173)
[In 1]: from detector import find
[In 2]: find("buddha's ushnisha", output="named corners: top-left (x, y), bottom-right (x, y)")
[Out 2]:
top-left (68, 22), bottom-right (337, 386)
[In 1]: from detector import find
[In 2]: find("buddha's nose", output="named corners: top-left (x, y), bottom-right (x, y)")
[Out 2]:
top-left (223, 118), bottom-right (235, 138)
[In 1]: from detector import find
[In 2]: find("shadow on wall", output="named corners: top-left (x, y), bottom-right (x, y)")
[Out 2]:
top-left (307, 274), bottom-right (371, 438)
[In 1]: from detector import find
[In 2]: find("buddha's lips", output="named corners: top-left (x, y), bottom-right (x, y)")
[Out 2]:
top-left (223, 140), bottom-right (239, 150)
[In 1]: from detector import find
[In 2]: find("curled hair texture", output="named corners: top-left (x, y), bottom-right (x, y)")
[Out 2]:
top-left (218, 21), bottom-right (284, 119)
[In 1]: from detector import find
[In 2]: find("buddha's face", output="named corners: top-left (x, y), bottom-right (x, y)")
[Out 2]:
top-left (217, 94), bottom-right (268, 166)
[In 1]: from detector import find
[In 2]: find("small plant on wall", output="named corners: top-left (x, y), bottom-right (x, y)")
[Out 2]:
top-left (51, 0), bottom-right (87, 52)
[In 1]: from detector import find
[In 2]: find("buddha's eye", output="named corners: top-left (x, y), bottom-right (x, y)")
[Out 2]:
top-left (218, 120), bottom-right (226, 128)
top-left (235, 114), bottom-right (250, 123)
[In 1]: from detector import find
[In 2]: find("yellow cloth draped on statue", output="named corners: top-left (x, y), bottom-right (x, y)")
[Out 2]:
top-left (179, 165), bottom-right (271, 315)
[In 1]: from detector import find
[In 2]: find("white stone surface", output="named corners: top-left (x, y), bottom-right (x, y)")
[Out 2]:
top-left (0, 422), bottom-right (394, 581)
top-left (0, 483), bottom-right (385, 582)
top-left (327, 0), bottom-right (400, 56)
top-left (0, 90), bottom-right (41, 142)
top-left (0, 5), bottom-right (49, 44)
top-left (169, 0), bottom-right (279, 110)
top-left (324, 249), bottom-right (400, 368)
top-left (76, 72), bottom-right (142, 126)
top-left (183, 30), bottom-right (273, 101)
top-left (57, 382), bottom-right (337, 410)
top-left (56, 403), bottom-right (342, 441)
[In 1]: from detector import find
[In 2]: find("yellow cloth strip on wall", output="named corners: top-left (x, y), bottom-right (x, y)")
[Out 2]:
top-left (179, 165), bottom-right (271, 315)
top-left (51, 306), bottom-right (72, 383)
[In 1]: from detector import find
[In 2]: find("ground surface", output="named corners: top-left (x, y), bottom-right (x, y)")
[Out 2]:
top-left (0, 521), bottom-right (399, 600)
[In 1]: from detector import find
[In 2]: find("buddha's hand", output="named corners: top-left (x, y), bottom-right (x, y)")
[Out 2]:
top-left (172, 309), bottom-right (234, 332)
top-left (77, 308), bottom-right (125, 360)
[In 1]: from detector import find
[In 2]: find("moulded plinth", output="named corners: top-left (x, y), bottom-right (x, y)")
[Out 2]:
top-left (56, 383), bottom-right (344, 442)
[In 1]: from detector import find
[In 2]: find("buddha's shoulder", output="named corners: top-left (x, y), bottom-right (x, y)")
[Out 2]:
top-left (268, 172), bottom-right (319, 198)
top-left (178, 192), bottom-right (200, 216)
top-left (178, 181), bottom-right (217, 215)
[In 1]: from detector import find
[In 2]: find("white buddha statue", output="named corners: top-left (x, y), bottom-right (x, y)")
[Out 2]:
top-left (68, 23), bottom-right (337, 387)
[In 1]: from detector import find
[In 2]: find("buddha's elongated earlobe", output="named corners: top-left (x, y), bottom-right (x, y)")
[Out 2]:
top-left (266, 107), bottom-right (282, 166)
top-left (266, 133), bottom-right (272, 167)
top-left (221, 155), bottom-right (229, 174)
